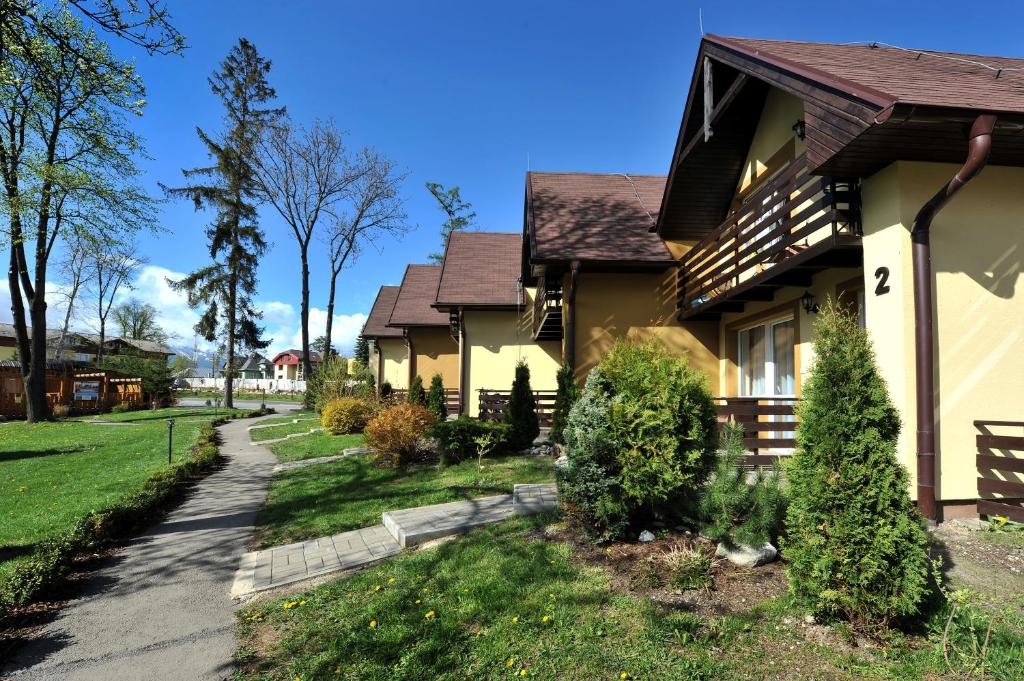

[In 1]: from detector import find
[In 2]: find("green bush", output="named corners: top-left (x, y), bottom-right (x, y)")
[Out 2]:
top-left (321, 397), bottom-right (378, 435)
top-left (379, 381), bottom-right (393, 400)
top-left (558, 340), bottom-right (717, 541)
top-left (305, 355), bottom-right (356, 412)
top-left (783, 300), bottom-right (930, 630)
top-left (549, 364), bottom-right (580, 445)
top-left (504, 360), bottom-right (539, 451)
top-left (431, 416), bottom-right (510, 465)
top-left (100, 354), bottom-right (174, 403)
top-left (407, 375), bottom-right (426, 406)
top-left (0, 420), bottom-right (226, 617)
top-left (699, 422), bottom-right (787, 549)
top-left (426, 373), bottom-right (447, 421)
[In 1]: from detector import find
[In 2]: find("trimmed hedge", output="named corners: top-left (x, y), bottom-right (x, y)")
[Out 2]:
top-left (0, 409), bottom-right (267, 621)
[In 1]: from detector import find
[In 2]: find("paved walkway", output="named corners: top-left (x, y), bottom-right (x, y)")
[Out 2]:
top-left (2, 416), bottom-right (280, 681)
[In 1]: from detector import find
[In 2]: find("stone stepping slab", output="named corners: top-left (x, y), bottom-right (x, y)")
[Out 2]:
top-left (248, 416), bottom-right (318, 432)
top-left (271, 447), bottom-right (374, 473)
top-left (253, 427), bottom-right (324, 445)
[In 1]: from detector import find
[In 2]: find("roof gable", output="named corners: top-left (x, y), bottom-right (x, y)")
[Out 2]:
top-left (388, 265), bottom-right (448, 327)
top-left (436, 232), bottom-right (522, 308)
top-left (362, 286), bottom-right (403, 338)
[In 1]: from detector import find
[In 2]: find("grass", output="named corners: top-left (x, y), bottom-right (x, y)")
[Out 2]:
top-left (237, 518), bottom-right (1024, 681)
top-left (177, 389), bottom-right (305, 403)
top-left (253, 447), bottom-right (553, 548)
top-left (249, 419), bottom-right (323, 443)
top-left (265, 430), bottom-right (367, 463)
top-left (0, 407), bottom-right (239, 581)
top-left (981, 523), bottom-right (1024, 550)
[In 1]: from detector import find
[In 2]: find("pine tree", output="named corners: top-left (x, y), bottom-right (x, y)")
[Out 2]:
top-left (354, 334), bottom-right (370, 365)
top-left (407, 375), bottom-right (426, 405)
top-left (504, 360), bottom-right (539, 451)
top-left (783, 300), bottom-right (930, 629)
top-left (164, 39), bottom-right (283, 408)
top-left (427, 373), bottom-right (447, 421)
top-left (425, 182), bottom-right (476, 262)
top-left (549, 364), bottom-right (581, 445)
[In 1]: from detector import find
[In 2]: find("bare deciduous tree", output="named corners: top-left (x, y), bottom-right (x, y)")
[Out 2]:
top-left (324, 149), bottom-right (408, 355)
top-left (255, 118), bottom-right (356, 379)
top-left (87, 244), bottom-right (141, 365)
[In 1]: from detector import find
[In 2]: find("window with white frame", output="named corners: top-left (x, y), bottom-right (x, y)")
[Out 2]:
top-left (738, 316), bottom-right (795, 397)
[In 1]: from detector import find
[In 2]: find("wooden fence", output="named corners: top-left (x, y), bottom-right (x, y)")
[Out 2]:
top-left (389, 388), bottom-right (460, 413)
top-left (478, 389), bottom-right (558, 426)
top-left (975, 420), bottom-right (1024, 523)
top-left (715, 396), bottom-right (799, 466)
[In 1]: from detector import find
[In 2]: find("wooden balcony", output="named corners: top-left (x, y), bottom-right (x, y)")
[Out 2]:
top-left (679, 154), bottom-right (862, 320)
top-left (532, 274), bottom-right (563, 341)
top-left (715, 396), bottom-right (798, 466)
top-left (976, 420), bottom-right (1024, 523)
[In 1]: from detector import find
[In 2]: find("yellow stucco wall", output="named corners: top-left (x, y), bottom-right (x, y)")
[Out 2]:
top-left (862, 161), bottom-right (1024, 503)
top-left (572, 271), bottom-right (719, 388)
top-left (737, 88), bottom-right (806, 193)
top-left (377, 338), bottom-right (409, 390)
top-left (463, 306), bottom-right (561, 417)
top-left (409, 327), bottom-right (459, 390)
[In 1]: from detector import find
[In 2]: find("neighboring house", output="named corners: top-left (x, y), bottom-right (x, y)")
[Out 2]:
top-left (387, 265), bottom-right (460, 392)
top-left (648, 35), bottom-right (1024, 521)
top-left (0, 323), bottom-right (175, 364)
top-left (221, 352), bottom-right (273, 379)
top-left (272, 349), bottom-right (322, 381)
top-left (362, 286), bottom-right (407, 390)
top-left (433, 231), bottom-right (560, 416)
top-left (522, 172), bottom-right (719, 385)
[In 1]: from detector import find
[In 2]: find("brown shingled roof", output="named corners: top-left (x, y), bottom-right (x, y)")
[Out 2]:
top-left (362, 286), bottom-right (403, 338)
top-left (711, 35), bottom-right (1024, 114)
top-left (388, 265), bottom-right (448, 327)
top-left (526, 172), bottom-right (673, 265)
top-left (435, 232), bottom-right (522, 309)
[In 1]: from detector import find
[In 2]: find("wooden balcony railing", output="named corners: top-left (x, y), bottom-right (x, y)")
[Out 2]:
top-left (715, 396), bottom-right (799, 465)
top-left (533, 273), bottom-right (563, 341)
top-left (679, 154), bottom-right (861, 318)
top-left (478, 389), bottom-right (558, 426)
top-left (975, 420), bottom-right (1024, 523)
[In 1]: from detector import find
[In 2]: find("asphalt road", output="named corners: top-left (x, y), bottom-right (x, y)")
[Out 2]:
top-left (2, 416), bottom-right (280, 680)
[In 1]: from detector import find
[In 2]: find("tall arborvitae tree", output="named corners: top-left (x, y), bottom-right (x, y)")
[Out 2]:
top-left (354, 334), bottom-right (370, 365)
top-left (426, 373), bottom-right (447, 421)
top-left (425, 182), bottom-right (475, 263)
top-left (164, 39), bottom-right (283, 408)
top-left (549, 364), bottom-right (580, 445)
top-left (407, 374), bottom-right (426, 405)
top-left (783, 300), bottom-right (930, 629)
top-left (504, 360), bottom-right (539, 450)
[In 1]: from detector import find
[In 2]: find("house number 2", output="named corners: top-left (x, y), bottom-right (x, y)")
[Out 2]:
top-left (874, 267), bottom-right (891, 295)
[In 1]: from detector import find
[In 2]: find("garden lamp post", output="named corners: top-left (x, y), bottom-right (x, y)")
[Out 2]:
top-left (167, 417), bottom-right (175, 465)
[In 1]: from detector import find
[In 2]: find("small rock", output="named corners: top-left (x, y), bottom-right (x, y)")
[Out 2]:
top-left (803, 614), bottom-right (816, 625)
top-left (639, 530), bottom-right (656, 543)
top-left (554, 455), bottom-right (568, 470)
top-left (714, 542), bottom-right (778, 567)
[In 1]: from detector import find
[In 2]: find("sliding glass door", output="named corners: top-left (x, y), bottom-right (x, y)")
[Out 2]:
top-left (738, 317), bottom-right (795, 398)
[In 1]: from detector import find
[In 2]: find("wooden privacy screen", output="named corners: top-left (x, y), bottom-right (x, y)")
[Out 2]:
top-left (976, 420), bottom-right (1024, 523)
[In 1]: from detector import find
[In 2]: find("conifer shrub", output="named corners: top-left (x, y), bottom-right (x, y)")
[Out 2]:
top-left (699, 421), bottom-right (787, 549)
top-left (321, 397), bottom-right (379, 435)
top-left (783, 300), bottom-right (930, 629)
top-left (559, 340), bottom-right (717, 541)
top-left (426, 373), bottom-right (447, 421)
top-left (549, 364), bottom-right (580, 445)
top-left (431, 416), bottom-right (511, 465)
top-left (504, 360), bottom-right (539, 451)
top-left (379, 381), bottom-right (393, 401)
top-left (364, 403), bottom-right (436, 467)
top-left (406, 375), bottom-right (426, 405)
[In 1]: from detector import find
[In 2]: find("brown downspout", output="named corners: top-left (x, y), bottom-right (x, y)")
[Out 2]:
top-left (405, 331), bottom-right (415, 389)
top-left (373, 341), bottom-right (383, 393)
top-left (458, 308), bottom-right (468, 415)
top-left (564, 261), bottom-right (581, 374)
top-left (911, 113), bottom-right (996, 522)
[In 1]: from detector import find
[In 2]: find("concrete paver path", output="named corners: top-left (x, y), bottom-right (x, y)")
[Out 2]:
top-left (2, 416), bottom-right (279, 681)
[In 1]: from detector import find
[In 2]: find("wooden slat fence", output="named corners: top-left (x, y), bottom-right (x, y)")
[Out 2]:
top-left (975, 420), bottom-right (1024, 523)
top-left (715, 396), bottom-right (799, 466)
top-left (478, 389), bottom-right (558, 427)
top-left (389, 388), bottom-right (460, 412)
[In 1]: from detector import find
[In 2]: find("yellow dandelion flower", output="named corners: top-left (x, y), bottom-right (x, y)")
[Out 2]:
top-left (374, 585), bottom-right (382, 592)
top-left (463, 588), bottom-right (469, 592)
top-left (620, 672), bottom-right (629, 679)
top-left (548, 593), bottom-right (556, 599)
top-left (299, 600), bottom-right (306, 606)
top-left (506, 658), bottom-right (515, 668)
top-left (415, 599), bottom-right (422, 604)
top-left (422, 587), bottom-right (429, 593)
top-left (369, 619), bottom-right (378, 629)
top-left (542, 615), bottom-right (551, 623)
top-left (425, 610), bottom-right (436, 619)
top-left (512, 615), bottom-right (519, 623)
top-left (519, 669), bottom-right (527, 677)
top-left (388, 577), bottom-right (396, 583)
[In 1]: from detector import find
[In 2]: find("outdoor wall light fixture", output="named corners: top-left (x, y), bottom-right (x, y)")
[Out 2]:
top-left (801, 291), bottom-right (819, 314)
top-left (793, 119), bottom-right (806, 140)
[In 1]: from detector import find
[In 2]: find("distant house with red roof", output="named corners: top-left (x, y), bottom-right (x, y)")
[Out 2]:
top-left (272, 349), bottom-right (322, 381)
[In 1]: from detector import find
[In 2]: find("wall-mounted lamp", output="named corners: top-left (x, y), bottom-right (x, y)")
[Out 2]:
top-left (801, 291), bottom-right (819, 314)
top-left (792, 119), bottom-right (806, 140)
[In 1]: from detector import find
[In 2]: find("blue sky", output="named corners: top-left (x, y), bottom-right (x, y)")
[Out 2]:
top-left (6, 1), bottom-right (1024, 358)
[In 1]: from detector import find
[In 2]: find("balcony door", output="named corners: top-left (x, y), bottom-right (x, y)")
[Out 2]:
top-left (738, 317), bottom-right (795, 398)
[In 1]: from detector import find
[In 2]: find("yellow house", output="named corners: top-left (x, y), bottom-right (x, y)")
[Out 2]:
top-left (433, 231), bottom-right (561, 416)
top-left (646, 35), bottom-right (1024, 522)
top-left (362, 285), bottom-right (408, 390)
top-left (387, 265), bottom-right (460, 396)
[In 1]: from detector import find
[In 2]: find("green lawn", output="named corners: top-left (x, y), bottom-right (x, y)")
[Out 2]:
top-left (253, 446), bottom-right (554, 548)
top-left (238, 517), bottom-right (1024, 681)
top-left (265, 430), bottom-right (367, 463)
top-left (250, 419), bottom-right (322, 443)
top-left (0, 407), bottom-right (239, 581)
top-left (177, 389), bottom-right (305, 403)
top-left (248, 411), bottom-right (316, 428)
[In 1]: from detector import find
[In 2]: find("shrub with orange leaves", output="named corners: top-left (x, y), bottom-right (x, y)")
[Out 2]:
top-left (364, 403), bottom-right (436, 467)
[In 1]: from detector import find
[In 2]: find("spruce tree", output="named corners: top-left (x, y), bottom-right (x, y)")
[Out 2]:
top-left (164, 39), bottom-right (283, 408)
top-left (549, 364), bottom-right (581, 445)
top-left (354, 334), bottom-right (370, 365)
top-left (504, 360), bottom-right (539, 450)
top-left (783, 300), bottom-right (930, 629)
top-left (407, 375), bottom-right (426, 405)
top-left (427, 373), bottom-right (447, 421)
